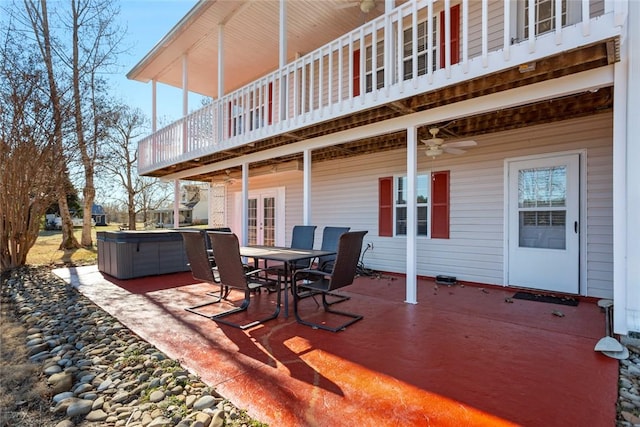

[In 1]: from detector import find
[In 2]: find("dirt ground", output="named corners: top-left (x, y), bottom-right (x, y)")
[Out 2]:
top-left (0, 294), bottom-right (60, 427)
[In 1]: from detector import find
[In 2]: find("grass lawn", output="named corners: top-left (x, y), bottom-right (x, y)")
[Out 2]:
top-left (27, 224), bottom-right (123, 267)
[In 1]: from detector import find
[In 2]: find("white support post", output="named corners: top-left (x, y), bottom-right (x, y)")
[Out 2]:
top-left (241, 163), bottom-right (249, 246)
top-left (173, 180), bottom-right (180, 229)
top-left (614, 0), bottom-right (639, 334)
top-left (182, 54), bottom-right (188, 153)
top-left (303, 149), bottom-right (311, 225)
top-left (406, 125), bottom-right (418, 304)
top-left (151, 80), bottom-right (157, 133)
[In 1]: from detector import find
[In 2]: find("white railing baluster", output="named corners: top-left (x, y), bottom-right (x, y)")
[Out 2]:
top-left (413, 0), bottom-right (419, 87)
top-left (528, 0), bottom-right (536, 53)
top-left (359, 26), bottom-right (365, 104)
top-left (462, 0), bottom-right (469, 72)
top-left (445, 0), bottom-right (452, 77)
top-left (348, 32), bottom-right (354, 108)
top-left (504, 0), bottom-right (511, 60)
top-left (482, 0), bottom-right (488, 68)
top-left (427, 0), bottom-right (433, 85)
top-left (397, 8), bottom-right (404, 93)
top-left (136, 0), bottom-right (617, 175)
top-left (582, 0), bottom-right (590, 36)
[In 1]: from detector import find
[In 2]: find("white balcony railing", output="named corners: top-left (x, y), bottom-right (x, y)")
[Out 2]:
top-left (138, 0), bottom-right (622, 175)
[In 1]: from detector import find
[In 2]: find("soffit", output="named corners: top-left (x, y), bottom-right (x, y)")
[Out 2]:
top-left (127, 0), bottom-right (393, 97)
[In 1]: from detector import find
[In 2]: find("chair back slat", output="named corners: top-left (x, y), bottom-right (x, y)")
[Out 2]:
top-left (327, 231), bottom-right (367, 291)
top-left (318, 226), bottom-right (350, 271)
top-left (208, 231), bottom-right (249, 290)
top-left (180, 231), bottom-right (215, 283)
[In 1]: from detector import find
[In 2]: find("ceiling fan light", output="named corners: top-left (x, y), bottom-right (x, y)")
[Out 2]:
top-left (426, 147), bottom-right (443, 157)
top-left (360, 0), bottom-right (376, 13)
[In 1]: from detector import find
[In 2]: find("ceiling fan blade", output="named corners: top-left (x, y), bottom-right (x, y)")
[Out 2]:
top-left (335, 1), bottom-right (359, 9)
top-left (443, 140), bottom-right (477, 148)
top-left (443, 147), bottom-right (466, 155)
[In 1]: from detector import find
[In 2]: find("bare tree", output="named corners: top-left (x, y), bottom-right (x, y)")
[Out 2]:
top-left (0, 23), bottom-right (65, 270)
top-left (102, 105), bottom-right (171, 230)
top-left (68, 0), bottom-right (124, 246)
top-left (21, 0), bottom-right (81, 250)
top-left (20, 0), bottom-right (124, 248)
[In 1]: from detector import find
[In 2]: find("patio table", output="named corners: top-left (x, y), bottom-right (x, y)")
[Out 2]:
top-left (240, 245), bottom-right (335, 317)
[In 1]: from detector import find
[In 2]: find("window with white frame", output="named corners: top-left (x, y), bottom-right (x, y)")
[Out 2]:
top-left (395, 174), bottom-right (429, 236)
top-left (365, 39), bottom-right (385, 93)
top-left (403, 18), bottom-right (438, 80)
top-left (518, 0), bottom-right (582, 40)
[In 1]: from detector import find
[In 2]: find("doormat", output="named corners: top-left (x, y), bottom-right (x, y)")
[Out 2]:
top-left (512, 291), bottom-right (579, 306)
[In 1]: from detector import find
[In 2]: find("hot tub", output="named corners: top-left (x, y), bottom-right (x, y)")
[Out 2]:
top-left (97, 230), bottom-right (189, 279)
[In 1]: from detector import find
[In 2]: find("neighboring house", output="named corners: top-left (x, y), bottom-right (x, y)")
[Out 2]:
top-left (92, 204), bottom-right (107, 226)
top-left (152, 184), bottom-right (209, 226)
top-left (127, 1), bottom-right (638, 334)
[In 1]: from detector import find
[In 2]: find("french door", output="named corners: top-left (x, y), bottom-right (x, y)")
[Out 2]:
top-left (247, 192), bottom-right (276, 246)
top-left (507, 154), bottom-right (580, 294)
top-left (233, 187), bottom-right (285, 246)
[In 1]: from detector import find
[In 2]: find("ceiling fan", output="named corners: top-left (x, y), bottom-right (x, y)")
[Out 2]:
top-left (420, 127), bottom-right (477, 158)
top-left (336, 0), bottom-right (378, 13)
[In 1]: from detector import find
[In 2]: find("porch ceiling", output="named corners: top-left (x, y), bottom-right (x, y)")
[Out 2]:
top-left (150, 39), bottom-right (616, 183)
top-left (127, 0), bottom-right (396, 97)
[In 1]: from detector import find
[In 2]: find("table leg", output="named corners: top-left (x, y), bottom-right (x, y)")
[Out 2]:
top-left (283, 262), bottom-right (289, 318)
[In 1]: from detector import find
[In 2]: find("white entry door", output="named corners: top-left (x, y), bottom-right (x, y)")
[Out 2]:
top-left (507, 154), bottom-right (580, 294)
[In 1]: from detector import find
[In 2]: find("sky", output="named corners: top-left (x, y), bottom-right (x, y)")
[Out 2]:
top-left (110, 0), bottom-right (201, 125)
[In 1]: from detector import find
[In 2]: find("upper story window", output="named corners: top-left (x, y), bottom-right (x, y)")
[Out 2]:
top-left (403, 18), bottom-right (437, 79)
top-left (518, 0), bottom-right (581, 40)
top-left (395, 174), bottom-right (429, 236)
top-left (365, 39), bottom-right (385, 93)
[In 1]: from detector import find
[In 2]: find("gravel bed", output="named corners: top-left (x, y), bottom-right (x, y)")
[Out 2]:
top-left (1, 266), bottom-right (267, 427)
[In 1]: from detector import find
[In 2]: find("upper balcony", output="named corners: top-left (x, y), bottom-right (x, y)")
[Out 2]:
top-left (133, 0), bottom-right (625, 179)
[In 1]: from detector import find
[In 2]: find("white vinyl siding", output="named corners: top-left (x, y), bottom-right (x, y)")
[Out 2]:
top-left (225, 114), bottom-right (612, 298)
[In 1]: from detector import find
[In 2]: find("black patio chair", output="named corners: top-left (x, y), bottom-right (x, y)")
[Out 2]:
top-left (263, 225), bottom-right (317, 290)
top-left (180, 230), bottom-right (230, 317)
top-left (292, 230), bottom-right (367, 332)
top-left (207, 231), bottom-right (279, 329)
top-left (317, 226), bottom-right (350, 272)
top-left (297, 226), bottom-right (351, 305)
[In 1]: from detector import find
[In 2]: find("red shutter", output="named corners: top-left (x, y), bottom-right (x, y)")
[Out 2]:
top-left (267, 82), bottom-right (273, 125)
top-left (379, 176), bottom-right (393, 237)
top-left (353, 49), bottom-right (361, 97)
top-left (431, 171), bottom-right (450, 239)
top-left (439, 4), bottom-right (460, 68)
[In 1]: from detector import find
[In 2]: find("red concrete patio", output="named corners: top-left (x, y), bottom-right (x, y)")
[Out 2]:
top-left (54, 265), bottom-right (618, 427)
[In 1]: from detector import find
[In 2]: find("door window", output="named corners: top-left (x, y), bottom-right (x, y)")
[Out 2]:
top-left (517, 166), bottom-right (567, 249)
